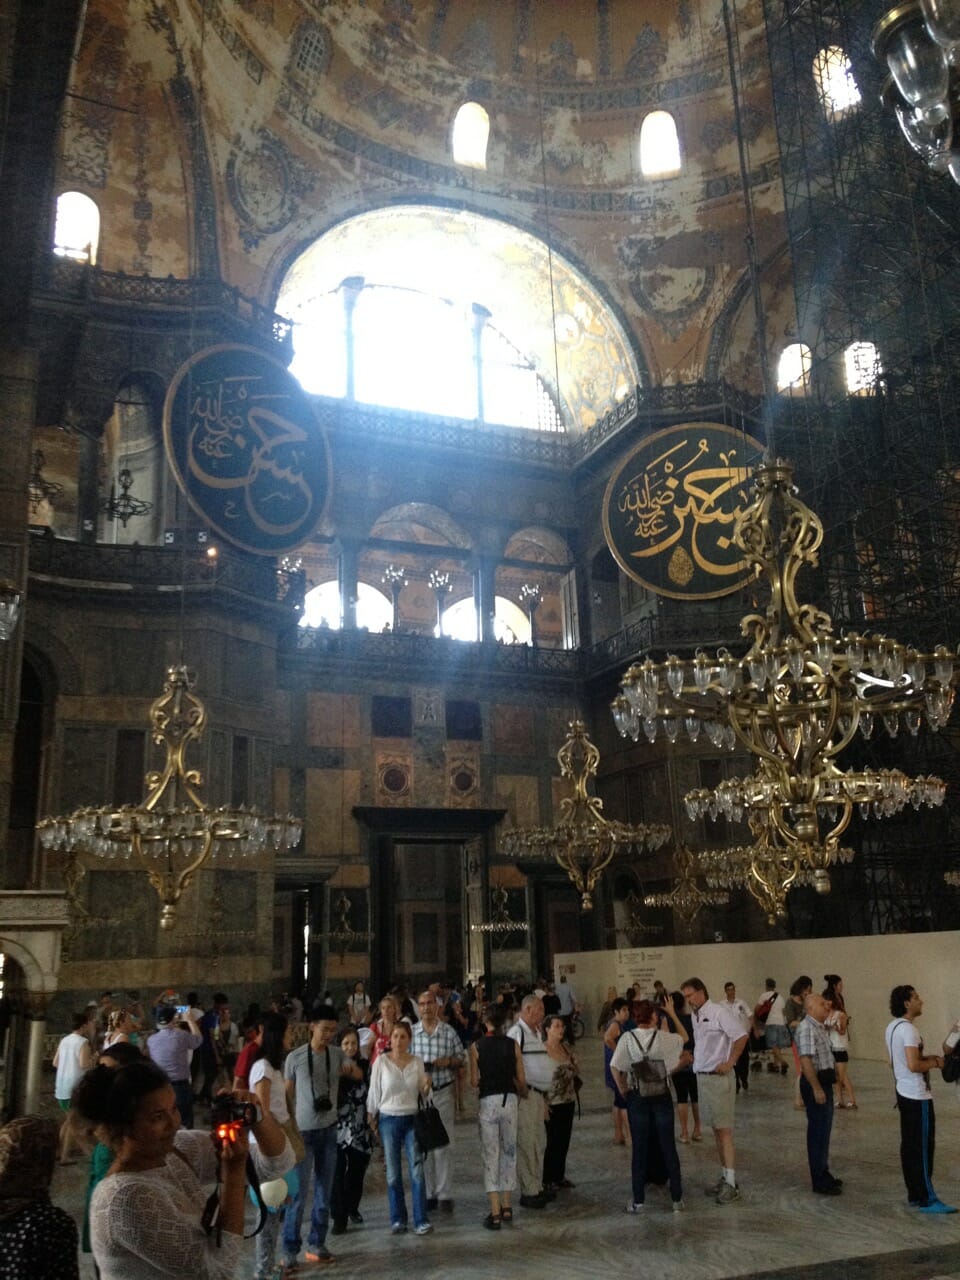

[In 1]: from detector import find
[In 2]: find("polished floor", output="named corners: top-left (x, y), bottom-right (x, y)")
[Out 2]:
top-left (49, 1047), bottom-right (960, 1280)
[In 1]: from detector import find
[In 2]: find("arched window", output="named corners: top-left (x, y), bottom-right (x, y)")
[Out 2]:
top-left (844, 341), bottom-right (882, 395)
top-left (813, 46), bottom-right (861, 119)
top-left (452, 102), bottom-right (490, 170)
top-left (442, 595), bottom-right (531, 645)
top-left (300, 581), bottom-right (392, 631)
top-left (53, 191), bottom-right (100, 264)
top-left (776, 343), bottom-right (812, 394)
top-left (639, 111), bottom-right (681, 179)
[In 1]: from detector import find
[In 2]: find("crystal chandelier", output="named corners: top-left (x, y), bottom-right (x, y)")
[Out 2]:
top-left (643, 845), bottom-right (729, 926)
top-left (500, 719), bottom-right (671, 910)
top-left (471, 883), bottom-right (530, 934)
top-left (310, 891), bottom-right (374, 961)
top-left (612, 458), bottom-right (952, 899)
top-left (38, 665), bottom-right (302, 929)
top-left (874, 0), bottom-right (960, 184)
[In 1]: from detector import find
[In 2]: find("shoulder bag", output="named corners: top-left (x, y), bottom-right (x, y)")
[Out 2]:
top-left (414, 1094), bottom-right (450, 1152)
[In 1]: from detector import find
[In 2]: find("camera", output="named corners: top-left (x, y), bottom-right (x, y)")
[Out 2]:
top-left (313, 1096), bottom-right (333, 1113)
top-left (211, 1096), bottom-right (261, 1129)
top-left (423, 1062), bottom-right (435, 1072)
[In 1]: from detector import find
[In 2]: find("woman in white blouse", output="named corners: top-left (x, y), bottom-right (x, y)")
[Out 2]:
top-left (73, 1058), bottom-right (292, 1279)
top-left (367, 1022), bottom-right (432, 1235)
top-left (248, 1013), bottom-right (295, 1280)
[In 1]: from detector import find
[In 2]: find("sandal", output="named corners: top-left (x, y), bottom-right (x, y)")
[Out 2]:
top-left (484, 1212), bottom-right (502, 1230)
top-left (501, 1207), bottom-right (513, 1223)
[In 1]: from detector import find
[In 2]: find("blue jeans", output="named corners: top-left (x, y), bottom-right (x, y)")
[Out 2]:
top-left (283, 1125), bottom-right (338, 1260)
top-left (379, 1113), bottom-right (428, 1229)
top-left (626, 1092), bottom-right (682, 1204)
top-left (799, 1073), bottom-right (835, 1190)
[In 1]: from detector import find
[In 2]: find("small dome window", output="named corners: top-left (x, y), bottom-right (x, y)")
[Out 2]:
top-left (639, 111), bottom-right (681, 179)
top-left (813, 46), bottom-right (861, 119)
top-left (53, 191), bottom-right (100, 264)
top-left (452, 102), bottom-right (490, 170)
top-left (844, 341), bottom-right (882, 395)
top-left (777, 343), bottom-right (812, 394)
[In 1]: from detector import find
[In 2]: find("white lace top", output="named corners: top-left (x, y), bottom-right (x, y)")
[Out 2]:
top-left (89, 1128), bottom-right (291, 1279)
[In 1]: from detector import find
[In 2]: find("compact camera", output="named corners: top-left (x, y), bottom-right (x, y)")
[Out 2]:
top-left (423, 1062), bottom-right (435, 1071)
top-left (211, 1096), bottom-right (262, 1150)
top-left (313, 1096), bottom-right (333, 1113)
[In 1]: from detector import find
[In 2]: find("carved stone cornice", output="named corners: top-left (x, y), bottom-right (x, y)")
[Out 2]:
top-left (0, 890), bottom-right (69, 930)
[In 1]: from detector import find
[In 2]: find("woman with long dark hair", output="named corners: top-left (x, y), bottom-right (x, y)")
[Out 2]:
top-left (249, 1012), bottom-right (297, 1280)
top-left (331, 1026), bottom-right (372, 1235)
top-left (73, 1058), bottom-right (291, 1279)
top-left (541, 1013), bottom-right (579, 1194)
top-left (823, 974), bottom-right (858, 1108)
top-left (469, 1003), bottom-right (525, 1229)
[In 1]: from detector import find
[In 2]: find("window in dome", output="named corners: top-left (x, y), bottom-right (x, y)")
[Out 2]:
top-left (844, 341), bottom-right (882, 395)
top-left (776, 343), bottom-right (812, 394)
top-left (452, 102), bottom-right (490, 170)
top-left (53, 191), bottom-right (100, 264)
top-left (639, 111), bottom-right (681, 179)
top-left (295, 24), bottom-right (331, 77)
top-left (813, 46), bottom-right (861, 119)
top-left (300, 580), bottom-right (392, 632)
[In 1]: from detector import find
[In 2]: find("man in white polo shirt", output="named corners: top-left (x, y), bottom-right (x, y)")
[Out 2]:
top-left (508, 994), bottom-right (553, 1210)
top-left (680, 977), bottom-right (748, 1205)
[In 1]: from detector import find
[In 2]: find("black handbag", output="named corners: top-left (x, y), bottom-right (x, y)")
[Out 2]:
top-left (414, 1096), bottom-right (450, 1152)
top-left (943, 1043), bottom-right (960, 1084)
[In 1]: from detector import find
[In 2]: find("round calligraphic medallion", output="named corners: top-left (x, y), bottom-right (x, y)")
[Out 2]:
top-left (163, 344), bottom-right (331, 555)
top-left (601, 423), bottom-right (764, 600)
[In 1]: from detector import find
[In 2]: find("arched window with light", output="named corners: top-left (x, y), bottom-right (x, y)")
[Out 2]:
top-left (844, 341), bottom-right (882, 395)
top-left (639, 111), bottom-right (681, 179)
top-left (452, 102), bottom-right (490, 170)
top-left (813, 46), bottom-right (861, 119)
top-left (776, 343), bottom-right (812, 395)
top-left (53, 191), bottom-right (100, 264)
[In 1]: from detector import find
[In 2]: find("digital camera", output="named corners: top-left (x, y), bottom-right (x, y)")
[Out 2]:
top-left (313, 1096), bottom-right (333, 1113)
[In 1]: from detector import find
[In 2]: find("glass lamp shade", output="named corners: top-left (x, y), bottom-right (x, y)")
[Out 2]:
top-left (874, 3), bottom-right (950, 109)
top-left (921, 0), bottom-right (960, 50)
top-left (883, 79), bottom-right (954, 164)
top-left (948, 149), bottom-right (960, 183)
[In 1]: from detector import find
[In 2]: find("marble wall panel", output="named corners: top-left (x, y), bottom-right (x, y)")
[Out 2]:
top-left (492, 704), bottom-right (535, 756)
top-left (58, 727), bottom-right (110, 812)
top-left (495, 773), bottom-right (540, 829)
top-left (305, 767), bottom-right (361, 856)
top-left (306, 691), bottom-right (362, 749)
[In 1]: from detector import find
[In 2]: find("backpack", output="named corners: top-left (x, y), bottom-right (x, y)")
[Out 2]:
top-left (754, 993), bottom-right (776, 1025)
top-left (627, 1030), bottom-right (669, 1097)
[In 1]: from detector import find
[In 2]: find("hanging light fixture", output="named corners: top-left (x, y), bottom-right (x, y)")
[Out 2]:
top-left (874, 0), bottom-right (960, 184)
top-left (643, 844), bottom-right (729, 926)
top-left (471, 883), bottom-right (530, 935)
top-left (500, 719), bottom-right (671, 910)
top-left (27, 449), bottom-right (64, 517)
top-left (612, 458), bottom-right (952, 897)
top-left (310, 890), bottom-right (374, 961)
top-left (99, 467), bottom-right (153, 527)
top-left (38, 665), bottom-right (301, 929)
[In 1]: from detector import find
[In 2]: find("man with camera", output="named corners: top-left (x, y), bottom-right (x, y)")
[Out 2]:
top-left (146, 1004), bottom-right (202, 1129)
top-left (283, 1003), bottom-right (362, 1269)
top-left (412, 988), bottom-right (464, 1211)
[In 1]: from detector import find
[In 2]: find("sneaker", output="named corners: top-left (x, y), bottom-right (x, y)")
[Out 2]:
top-left (704, 1177), bottom-right (725, 1197)
top-left (919, 1200), bottom-right (958, 1214)
top-left (672, 1199), bottom-right (685, 1213)
top-left (625, 1201), bottom-right (644, 1214)
top-left (305, 1247), bottom-right (335, 1264)
top-left (414, 1223), bottom-right (434, 1235)
top-left (715, 1182), bottom-right (741, 1205)
top-left (391, 1223), bottom-right (407, 1234)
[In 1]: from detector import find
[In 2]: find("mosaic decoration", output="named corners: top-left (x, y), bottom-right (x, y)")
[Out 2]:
top-left (624, 24), bottom-right (667, 80)
top-left (602, 423), bottom-right (764, 600)
top-left (163, 343), bottom-right (332, 555)
top-left (377, 753), bottom-right (412, 804)
top-left (226, 129), bottom-right (316, 251)
top-left (452, 16), bottom-right (496, 73)
top-left (545, 33), bottom-right (577, 82)
top-left (61, 109), bottom-right (112, 189)
top-left (448, 753), bottom-right (479, 808)
top-left (131, 64), bottom-right (152, 273)
top-left (629, 266), bottom-right (718, 341)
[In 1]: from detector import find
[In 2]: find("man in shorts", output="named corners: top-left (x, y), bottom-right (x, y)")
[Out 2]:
top-left (681, 978), bottom-right (748, 1204)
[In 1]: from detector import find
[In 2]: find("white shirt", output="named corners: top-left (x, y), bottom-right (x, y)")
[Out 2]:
top-left (886, 1017), bottom-right (932, 1101)
top-left (758, 990), bottom-right (786, 1027)
top-left (367, 1053), bottom-right (429, 1116)
top-left (508, 1018), bottom-right (553, 1092)
top-left (249, 1058), bottom-right (289, 1124)
top-left (611, 1026), bottom-right (684, 1077)
top-left (825, 1009), bottom-right (849, 1052)
top-left (557, 983), bottom-right (576, 1016)
top-left (723, 997), bottom-right (753, 1036)
top-left (690, 999), bottom-right (747, 1073)
top-left (54, 1031), bottom-right (90, 1102)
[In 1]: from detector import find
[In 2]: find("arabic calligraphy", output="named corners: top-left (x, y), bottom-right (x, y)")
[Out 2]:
top-left (602, 424), bottom-right (764, 601)
top-left (163, 345), bottom-right (331, 555)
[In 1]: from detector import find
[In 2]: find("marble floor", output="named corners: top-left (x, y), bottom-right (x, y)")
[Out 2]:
top-left (47, 1046), bottom-right (960, 1280)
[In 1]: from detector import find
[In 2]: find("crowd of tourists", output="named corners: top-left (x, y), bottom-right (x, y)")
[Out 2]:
top-left (2, 970), bottom-right (958, 1277)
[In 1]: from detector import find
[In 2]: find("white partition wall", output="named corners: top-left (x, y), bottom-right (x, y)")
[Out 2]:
top-left (556, 930), bottom-right (960, 1061)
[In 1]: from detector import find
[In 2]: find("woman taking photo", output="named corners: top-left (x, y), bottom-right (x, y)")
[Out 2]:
top-left (74, 1058), bottom-right (291, 1279)
top-left (369, 996), bottom-right (401, 1066)
top-left (541, 1013), bottom-right (579, 1194)
top-left (469, 1003), bottom-right (525, 1229)
top-left (366, 1022), bottom-right (432, 1236)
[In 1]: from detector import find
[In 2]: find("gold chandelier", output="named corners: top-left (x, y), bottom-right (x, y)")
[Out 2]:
top-left (500, 719), bottom-right (671, 910)
top-left (644, 844), bottom-right (729, 925)
top-left (612, 459), bottom-right (951, 902)
top-left (38, 665), bottom-right (302, 929)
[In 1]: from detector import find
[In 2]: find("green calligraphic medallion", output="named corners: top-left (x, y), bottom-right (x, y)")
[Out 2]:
top-left (163, 344), bottom-right (331, 555)
top-left (602, 423), bottom-right (764, 600)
